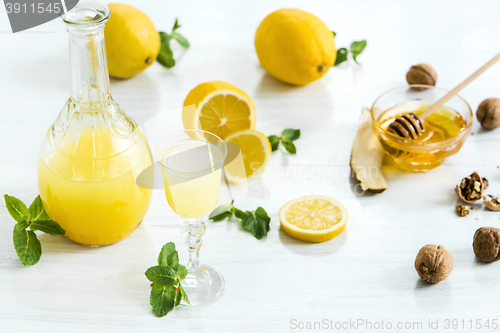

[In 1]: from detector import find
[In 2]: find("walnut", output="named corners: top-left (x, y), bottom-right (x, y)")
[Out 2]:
top-left (473, 227), bottom-right (500, 263)
top-left (414, 244), bottom-right (453, 283)
top-left (406, 64), bottom-right (437, 90)
top-left (477, 98), bottom-right (500, 130)
top-left (484, 195), bottom-right (500, 211)
top-left (455, 172), bottom-right (488, 203)
top-left (456, 204), bottom-right (470, 217)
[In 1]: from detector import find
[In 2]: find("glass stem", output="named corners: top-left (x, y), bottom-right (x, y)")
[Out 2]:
top-left (181, 217), bottom-right (209, 286)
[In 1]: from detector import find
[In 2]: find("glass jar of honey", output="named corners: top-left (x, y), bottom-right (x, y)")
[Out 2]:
top-left (371, 85), bottom-right (473, 172)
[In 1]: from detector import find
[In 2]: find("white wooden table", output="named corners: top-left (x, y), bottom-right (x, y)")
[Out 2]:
top-left (2, 0), bottom-right (500, 332)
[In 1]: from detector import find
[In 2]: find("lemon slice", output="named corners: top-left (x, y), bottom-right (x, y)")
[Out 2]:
top-left (279, 196), bottom-right (347, 243)
top-left (183, 81), bottom-right (256, 140)
top-left (224, 129), bottom-right (271, 183)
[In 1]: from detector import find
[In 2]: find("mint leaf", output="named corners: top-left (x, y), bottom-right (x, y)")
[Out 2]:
top-left (145, 266), bottom-right (178, 286)
top-left (268, 135), bottom-right (280, 151)
top-left (159, 31), bottom-right (170, 44)
top-left (232, 207), bottom-right (248, 220)
top-left (350, 40), bottom-right (367, 64)
top-left (177, 265), bottom-right (188, 280)
top-left (240, 207), bottom-right (271, 240)
top-left (158, 242), bottom-right (179, 270)
top-left (28, 195), bottom-right (49, 222)
top-left (281, 129), bottom-right (300, 141)
top-left (209, 204), bottom-right (233, 222)
top-left (332, 31), bottom-right (336, 37)
top-left (14, 216), bottom-right (29, 231)
top-left (210, 204), bottom-right (270, 240)
top-left (13, 228), bottom-right (41, 266)
top-left (178, 284), bottom-right (190, 305)
top-left (4, 195), bottom-right (29, 223)
top-left (282, 140), bottom-right (297, 154)
top-left (30, 220), bottom-right (65, 236)
top-left (157, 19), bottom-right (189, 69)
top-left (174, 286), bottom-right (182, 306)
top-left (171, 32), bottom-right (190, 48)
top-left (172, 18), bottom-right (181, 31)
top-left (334, 47), bottom-right (348, 66)
top-left (157, 40), bottom-right (175, 68)
top-left (150, 284), bottom-right (176, 317)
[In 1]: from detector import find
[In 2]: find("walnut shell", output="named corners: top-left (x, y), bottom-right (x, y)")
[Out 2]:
top-left (455, 172), bottom-right (488, 203)
top-left (473, 227), bottom-right (500, 263)
top-left (414, 244), bottom-right (453, 283)
top-left (406, 64), bottom-right (437, 90)
top-left (477, 98), bottom-right (500, 130)
top-left (484, 196), bottom-right (500, 211)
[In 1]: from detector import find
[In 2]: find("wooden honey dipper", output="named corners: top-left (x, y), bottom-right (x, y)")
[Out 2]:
top-left (387, 52), bottom-right (500, 139)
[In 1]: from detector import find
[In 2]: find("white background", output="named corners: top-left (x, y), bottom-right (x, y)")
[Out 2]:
top-left (2, 0), bottom-right (500, 332)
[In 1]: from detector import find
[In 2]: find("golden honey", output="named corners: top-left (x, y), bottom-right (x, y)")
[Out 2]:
top-left (375, 101), bottom-right (469, 172)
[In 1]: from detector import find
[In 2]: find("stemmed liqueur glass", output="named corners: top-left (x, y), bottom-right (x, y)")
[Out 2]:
top-left (155, 130), bottom-right (227, 306)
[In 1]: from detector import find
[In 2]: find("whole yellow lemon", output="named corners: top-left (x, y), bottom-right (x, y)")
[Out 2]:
top-left (105, 4), bottom-right (160, 79)
top-left (255, 9), bottom-right (336, 86)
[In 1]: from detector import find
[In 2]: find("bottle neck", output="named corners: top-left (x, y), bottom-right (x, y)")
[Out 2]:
top-left (67, 24), bottom-right (110, 102)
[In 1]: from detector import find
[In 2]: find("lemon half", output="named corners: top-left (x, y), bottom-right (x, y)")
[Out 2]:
top-left (224, 129), bottom-right (271, 183)
top-left (279, 195), bottom-right (347, 243)
top-left (183, 81), bottom-right (256, 140)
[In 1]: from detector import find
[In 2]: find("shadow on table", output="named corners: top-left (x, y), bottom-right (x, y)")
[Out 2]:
top-left (413, 278), bottom-right (452, 312)
top-left (37, 233), bottom-right (103, 252)
top-left (278, 227), bottom-right (347, 257)
top-left (255, 72), bottom-right (304, 94)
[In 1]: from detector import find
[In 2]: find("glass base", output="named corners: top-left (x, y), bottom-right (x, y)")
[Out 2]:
top-left (390, 155), bottom-right (443, 172)
top-left (181, 264), bottom-right (225, 306)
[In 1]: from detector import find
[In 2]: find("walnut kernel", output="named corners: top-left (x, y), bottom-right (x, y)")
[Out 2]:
top-left (473, 227), bottom-right (500, 263)
top-left (477, 98), bottom-right (500, 130)
top-left (406, 64), bottom-right (437, 89)
top-left (456, 204), bottom-right (470, 217)
top-left (455, 172), bottom-right (488, 203)
top-left (414, 244), bottom-right (453, 283)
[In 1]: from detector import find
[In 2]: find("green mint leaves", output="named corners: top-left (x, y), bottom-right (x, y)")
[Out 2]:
top-left (145, 242), bottom-right (190, 317)
top-left (4, 195), bottom-right (65, 266)
top-left (209, 203), bottom-right (271, 240)
top-left (332, 31), bottom-right (367, 66)
top-left (268, 128), bottom-right (300, 154)
top-left (334, 48), bottom-right (348, 66)
top-left (157, 19), bottom-right (190, 68)
top-left (350, 40), bottom-right (367, 64)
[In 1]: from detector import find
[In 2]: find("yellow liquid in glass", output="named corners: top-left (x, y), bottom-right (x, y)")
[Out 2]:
top-left (38, 126), bottom-right (152, 245)
top-left (159, 141), bottom-right (222, 218)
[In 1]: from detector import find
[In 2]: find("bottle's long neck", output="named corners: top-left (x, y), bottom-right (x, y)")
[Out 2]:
top-left (67, 24), bottom-right (110, 103)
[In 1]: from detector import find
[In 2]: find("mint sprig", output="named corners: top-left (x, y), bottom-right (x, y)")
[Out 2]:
top-left (145, 242), bottom-right (190, 317)
top-left (332, 31), bottom-right (367, 66)
top-left (268, 128), bottom-right (300, 154)
top-left (209, 202), bottom-right (271, 240)
top-left (4, 195), bottom-right (65, 266)
top-left (157, 19), bottom-right (190, 69)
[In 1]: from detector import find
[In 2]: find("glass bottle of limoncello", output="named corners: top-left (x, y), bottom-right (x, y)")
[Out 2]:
top-left (37, 2), bottom-right (153, 246)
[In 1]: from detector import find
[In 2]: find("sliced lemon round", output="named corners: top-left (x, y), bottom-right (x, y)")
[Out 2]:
top-left (279, 196), bottom-right (347, 243)
top-left (224, 129), bottom-right (272, 183)
top-left (183, 81), bottom-right (256, 140)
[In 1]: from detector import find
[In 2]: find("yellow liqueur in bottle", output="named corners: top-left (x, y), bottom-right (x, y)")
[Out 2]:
top-left (37, 2), bottom-right (153, 246)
